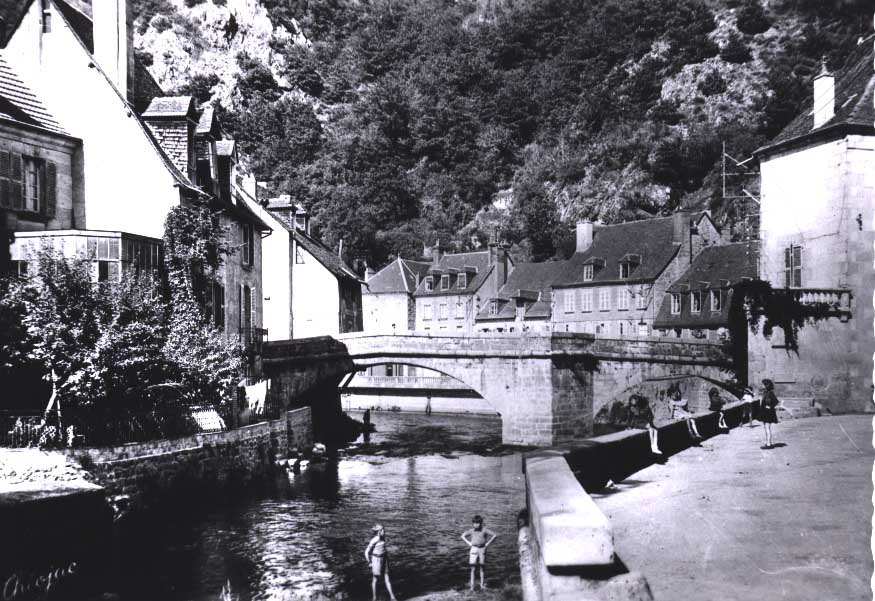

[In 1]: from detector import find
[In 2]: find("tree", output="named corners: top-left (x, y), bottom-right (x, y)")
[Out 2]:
top-left (736, 0), bottom-right (771, 36)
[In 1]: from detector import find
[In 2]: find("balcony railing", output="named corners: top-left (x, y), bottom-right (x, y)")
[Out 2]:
top-left (349, 375), bottom-right (471, 390)
top-left (786, 288), bottom-right (852, 313)
top-left (239, 327), bottom-right (268, 355)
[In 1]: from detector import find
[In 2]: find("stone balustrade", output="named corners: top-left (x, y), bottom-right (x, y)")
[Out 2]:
top-left (789, 287), bottom-right (852, 311)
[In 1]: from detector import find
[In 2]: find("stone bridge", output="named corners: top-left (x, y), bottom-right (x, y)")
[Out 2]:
top-left (262, 333), bottom-right (731, 446)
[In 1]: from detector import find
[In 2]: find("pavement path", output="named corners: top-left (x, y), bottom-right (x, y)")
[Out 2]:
top-left (592, 415), bottom-right (874, 601)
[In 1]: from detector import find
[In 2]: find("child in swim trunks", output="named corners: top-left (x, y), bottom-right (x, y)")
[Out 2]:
top-left (461, 515), bottom-right (497, 591)
top-left (365, 524), bottom-right (397, 601)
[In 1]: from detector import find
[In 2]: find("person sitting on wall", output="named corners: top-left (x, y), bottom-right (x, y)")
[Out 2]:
top-left (627, 394), bottom-right (662, 455)
top-left (667, 384), bottom-right (703, 444)
top-left (708, 387), bottom-right (730, 431)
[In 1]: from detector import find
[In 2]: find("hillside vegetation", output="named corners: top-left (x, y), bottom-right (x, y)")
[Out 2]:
top-left (66, 0), bottom-right (875, 264)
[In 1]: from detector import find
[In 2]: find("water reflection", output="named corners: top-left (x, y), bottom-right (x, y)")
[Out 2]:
top-left (119, 414), bottom-right (524, 601)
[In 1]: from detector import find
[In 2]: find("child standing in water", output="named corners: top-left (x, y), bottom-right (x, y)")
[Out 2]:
top-left (461, 515), bottom-right (497, 591)
top-left (365, 524), bottom-right (398, 601)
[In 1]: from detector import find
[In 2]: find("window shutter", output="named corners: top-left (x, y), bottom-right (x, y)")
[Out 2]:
top-left (783, 247), bottom-right (791, 288)
top-left (218, 285), bottom-right (225, 328)
top-left (0, 151), bottom-right (9, 177)
top-left (9, 153), bottom-right (22, 210)
top-left (792, 246), bottom-right (802, 287)
top-left (44, 161), bottom-right (56, 218)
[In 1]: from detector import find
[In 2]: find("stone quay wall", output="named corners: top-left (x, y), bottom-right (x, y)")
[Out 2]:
top-left (65, 408), bottom-right (312, 512)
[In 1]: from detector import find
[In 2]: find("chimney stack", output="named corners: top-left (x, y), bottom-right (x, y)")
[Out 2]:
top-left (812, 58), bottom-right (834, 129)
top-left (576, 220), bottom-right (593, 253)
top-left (672, 209), bottom-right (690, 245)
top-left (93, 0), bottom-right (134, 101)
top-left (432, 240), bottom-right (443, 268)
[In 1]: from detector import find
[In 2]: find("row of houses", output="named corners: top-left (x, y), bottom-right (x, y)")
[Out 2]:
top-left (363, 41), bottom-right (874, 414)
top-left (364, 211), bottom-right (756, 343)
top-left (0, 0), bottom-right (364, 385)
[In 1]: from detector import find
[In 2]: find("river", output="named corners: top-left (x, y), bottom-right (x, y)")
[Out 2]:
top-left (117, 411), bottom-right (526, 601)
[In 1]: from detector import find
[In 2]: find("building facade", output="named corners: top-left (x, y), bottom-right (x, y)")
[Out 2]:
top-left (413, 244), bottom-right (513, 333)
top-left (362, 257), bottom-right (431, 334)
top-left (748, 47), bottom-right (874, 412)
top-left (551, 212), bottom-right (721, 337)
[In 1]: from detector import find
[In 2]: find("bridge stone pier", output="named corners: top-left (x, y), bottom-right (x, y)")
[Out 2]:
top-left (262, 333), bottom-right (731, 447)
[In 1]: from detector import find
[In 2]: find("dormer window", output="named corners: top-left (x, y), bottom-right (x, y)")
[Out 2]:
top-left (583, 265), bottom-right (594, 281)
top-left (619, 263), bottom-right (631, 279)
top-left (490, 300), bottom-right (499, 316)
top-left (691, 291), bottom-right (702, 313)
top-left (425, 276), bottom-right (434, 291)
top-left (670, 293), bottom-right (681, 315)
top-left (710, 290), bottom-right (721, 312)
top-left (458, 273), bottom-right (467, 289)
top-left (618, 254), bottom-right (641, 280)
top-left (440, 274), bottom-right (450, 290)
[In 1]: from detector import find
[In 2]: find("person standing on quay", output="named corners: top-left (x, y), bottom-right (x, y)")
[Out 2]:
top-left (461, 515), bottom-right (497, 591)
top-left (365, 524), bottom-right (398, 601)
top-left (759, 379), bottom-right (780, 449)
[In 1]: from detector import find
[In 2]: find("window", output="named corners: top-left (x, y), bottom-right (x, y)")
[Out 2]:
top-left (617, 288), bottom-right (630, 311)
top-left (670, 293), bottom-right (681, 315)
top-left (691, 291), bottom-right (702, 313)
top-left (619, 322), bottom-right (624, 335)
top-left (455, 301), bottom-right (465, 318)
top-left (0, 152), bottom-right (56, 218)
top-left (423, 303), bottom-right (433, 320)
top-left (599, 288), bottom-right (611, 311)
top-left (440, 274), bottom-right (450, 290)
top-left (710, 290), bottom-right (721, 312)
top-left (490, 300), bottom-right (499, 316)
top-left (581, 289), bottom-right (593, 312)
top-left (458, 273), bottom-right (467, 289)
top-left (425, 277), bottom-right (434, 291)
top-left (439, 303), bottom-right (448, 319)
top-left (583, 264), bottom-right (594, 281)
top-left (636, 290), bottom-right (647, 310)
top-left (295, 247), bottom-right (305, 264)
top-left (241, 224), bottom-right (254, 266)
top-left (638, 323), bottom-right (650, 337)
top-left (619, 263), bottom-right (630, 279)
top-left (10, 260), bottom-right (27, 277)
top-left (784, 245), bottom-right (802, 287)
top-left (210, 283), bottom-right (225, 328)
top-left (563, 290), bottom-right (576, 313)
top-left (239, 285), bottom-right (252, 331)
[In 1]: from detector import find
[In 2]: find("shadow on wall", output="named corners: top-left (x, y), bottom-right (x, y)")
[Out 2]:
top-left (571, 400), bottom-right (754, 493)
top-left (595, 375), bottom-right (743, 428)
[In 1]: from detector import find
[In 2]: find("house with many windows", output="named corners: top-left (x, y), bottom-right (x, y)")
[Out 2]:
top-left (413, 243), bottom-right (513, 333)
top-left (653, 242), bottom-right (758, 341)
top-left (747, 45), bottom-right (874, 413)
top-left (2, 0), bottom-right (269, 356)
top-left (473, 260), bottom-right (567, 333)
top-left (362, 257), bottom-right (431, 334)
top-left (551, 212), bottom-right (721, 336)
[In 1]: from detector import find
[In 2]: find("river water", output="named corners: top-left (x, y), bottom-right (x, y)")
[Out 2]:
top-left (118, 412), bottom-right (525, 601)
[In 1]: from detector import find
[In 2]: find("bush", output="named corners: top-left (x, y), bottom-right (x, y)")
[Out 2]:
top-left (698, 70), bottom-right (727, 96)
top-left (736, 0), bottom-right (771, 35)
top-left (721, 31), bottom-right (752, 64)
top-left (151, 14), bottom-right (172, 33)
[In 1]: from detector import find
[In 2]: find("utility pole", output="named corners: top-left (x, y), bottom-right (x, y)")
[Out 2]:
top-left (722, 142), bottom-right (761, 274)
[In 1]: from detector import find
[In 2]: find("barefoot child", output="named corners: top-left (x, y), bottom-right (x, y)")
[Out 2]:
top-left (365, 524), bottom-right (398, 601)
top-left (461, 515), bottom-right (497, 591)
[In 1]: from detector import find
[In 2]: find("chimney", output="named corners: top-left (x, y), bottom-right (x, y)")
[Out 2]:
top-left (142, 97), bottom-right (197, 179)
top-left (576, 220), bottom-right (593, 253)
top-left (489, 243), bottom-right (508, 286)
top-left (364, 265), bottom-right (375, 282)
top-left (432, 240), bottom-right (443, 268)
top-left (93, 0), bottom-right (134, 101)
top-left (242, 174), bottom-right (258, 201)
top-left (672, 209), bottom-right (690, 245)
top-left (812, 58), bottom-right (834, 129)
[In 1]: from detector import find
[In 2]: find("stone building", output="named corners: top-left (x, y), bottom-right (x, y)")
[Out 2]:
top-left (362, 257), bottom-right (431, 334)
top-left (2, 0), bottom-right (269, 358)
top-left (748, 45), bottom-right (874, 413)
top-left (551, 211), bottom-right (721, 336)
top-left (473, 260), bottom-right (567, 333)
top-left (262, 195), bottom-right (363, 338)
top-left (653, 241), bottom-right (758, 341)
top-left (413, 243), bottom-right (513, 333)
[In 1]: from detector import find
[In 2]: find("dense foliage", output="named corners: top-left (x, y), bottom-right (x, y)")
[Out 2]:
top-left (0, 204), bottom-right (242, 446)
top-left (193, 0), bottom-right (868, 266)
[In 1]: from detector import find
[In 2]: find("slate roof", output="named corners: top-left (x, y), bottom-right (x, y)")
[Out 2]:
top-left (756, 43), bottom-right (875, 157)
top-left (413, 251), bottom-right (494, 297)
top-left (653, 242), bottom-right (758, 330)
top-left (552, 214), bottom-right (708, 288)
top-left (475, 260), bottom-right (566, 321)
top-left (364, 258), bottom-right (431, 294)
top-left (0, 52), bottom-right (69, 136)
top-left (294, 229), bottom-right (361, 283)
top-left (143, 96), bottom-right (196, 119)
